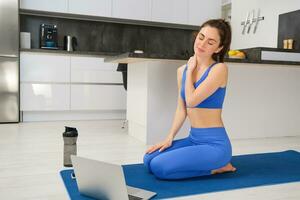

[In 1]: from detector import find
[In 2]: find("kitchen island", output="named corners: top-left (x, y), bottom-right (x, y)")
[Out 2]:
top-left (106, 49), bottom-right (300, 145)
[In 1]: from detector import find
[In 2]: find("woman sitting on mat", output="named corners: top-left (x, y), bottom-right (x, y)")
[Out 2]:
top-left (143, 19), bottom-right (236, 180)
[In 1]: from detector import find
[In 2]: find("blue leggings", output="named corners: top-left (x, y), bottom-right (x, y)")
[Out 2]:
top-left (143, 127), bottom-right (232, 180)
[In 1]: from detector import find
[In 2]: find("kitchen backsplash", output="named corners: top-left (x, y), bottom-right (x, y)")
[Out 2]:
top-left (278, 9), bottom-right (300, 50)
top-left (20, 14), bottom-right (196, 57)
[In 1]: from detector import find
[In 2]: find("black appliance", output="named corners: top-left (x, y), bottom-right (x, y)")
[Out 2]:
top-left (117, 63), bottom-right (127, 90)
top-left (40, 24), bottom-right (59, 49)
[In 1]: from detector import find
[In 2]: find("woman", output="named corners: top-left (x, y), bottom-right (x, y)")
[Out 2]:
top-left (143, 19), bottom-right (236, 180)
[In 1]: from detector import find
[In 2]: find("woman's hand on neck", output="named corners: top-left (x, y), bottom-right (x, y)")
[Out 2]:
top-left (186, 55), bottom-right (197, 74)
top-left (195, 54), bottom-right (215, 70)
top-left (187, 54), bottom-right (216, 74)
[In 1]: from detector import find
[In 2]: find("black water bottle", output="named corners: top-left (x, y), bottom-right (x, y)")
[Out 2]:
top-left (63, 126), bottom-right (78, 167)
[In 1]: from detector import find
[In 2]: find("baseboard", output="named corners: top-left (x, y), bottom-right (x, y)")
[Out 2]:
top-left (21, 110), bottom-right (126, 122)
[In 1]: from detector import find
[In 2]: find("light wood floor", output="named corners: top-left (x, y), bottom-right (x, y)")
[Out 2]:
top-left (0, 120), bottom-right (299, 200)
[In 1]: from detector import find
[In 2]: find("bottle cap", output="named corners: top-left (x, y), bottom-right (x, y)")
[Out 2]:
top-left (63, 126), bottom-right (78, 137)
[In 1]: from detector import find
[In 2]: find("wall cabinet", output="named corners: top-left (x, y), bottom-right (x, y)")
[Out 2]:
top-left (112, 0), bottom-right (151, 21)
top-left (20, 0), bottom-right (68, 13)
top-left (21, 0), bottom-right (221, 26)
top-left (188, 0), bottom-right (222, 26)
top-left (151, 0), bottom-right (188, 24)
top-left (68, 0), bottom-right (112, 17)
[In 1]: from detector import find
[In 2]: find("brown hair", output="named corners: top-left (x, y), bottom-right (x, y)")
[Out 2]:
top-left (197, 19), bottom-right (232, 63)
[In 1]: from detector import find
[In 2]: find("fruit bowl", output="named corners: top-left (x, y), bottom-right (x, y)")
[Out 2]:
top-left (228, 55), bottom-right (245, 59)
top-left (228, 50), bottom-right (246, 59)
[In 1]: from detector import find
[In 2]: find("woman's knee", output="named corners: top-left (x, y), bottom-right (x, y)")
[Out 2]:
top-left (143, 152), bottom-right (159, 173)
top-left (143, 153), bottom-right (152, 170)
top-left (150, 156), bottom-right (172, 179)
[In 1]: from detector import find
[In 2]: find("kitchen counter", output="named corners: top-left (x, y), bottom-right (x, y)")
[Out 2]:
top-left (22, 47), bottom-right (300, 66)
top-left (104, 52), bottom-right (188, 63)
top-left (105, 48), bottom-right (300, 66)
top-left (103, 47), bottom-right (300, 144)
top-left (20, 48), bottom-right (120, 57)
top-left (235, 47), bottom-right (300, 65)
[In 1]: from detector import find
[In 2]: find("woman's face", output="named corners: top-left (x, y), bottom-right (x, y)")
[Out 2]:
top-left (194, 25), bottom-right (223, 59)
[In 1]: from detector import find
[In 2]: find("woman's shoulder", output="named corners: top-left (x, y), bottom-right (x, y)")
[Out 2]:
top-left (215, 62), bottom-right (228, 68)
top-left (177, 64), bottom-right (187, 74)
top-left (176, 64), bottom-right (187, 82)
top-left (211, 62), bottom-right (228, 74)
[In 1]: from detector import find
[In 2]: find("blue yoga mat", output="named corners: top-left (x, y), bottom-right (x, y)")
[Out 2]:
top-left (60, 150), bottom-right (300, 199)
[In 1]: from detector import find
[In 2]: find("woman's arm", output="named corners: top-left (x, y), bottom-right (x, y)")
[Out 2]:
top-left (166, 66), bottom-right (187, 139)
top-left (185, 59), bottom-right (227, 107)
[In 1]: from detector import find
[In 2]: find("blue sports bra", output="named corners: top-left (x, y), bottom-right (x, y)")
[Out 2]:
top-left (180, 62), bottom-right (226, 109)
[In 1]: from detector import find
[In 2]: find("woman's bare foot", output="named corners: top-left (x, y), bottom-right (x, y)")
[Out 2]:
top-left (211, 163), bottom-right (237, 174)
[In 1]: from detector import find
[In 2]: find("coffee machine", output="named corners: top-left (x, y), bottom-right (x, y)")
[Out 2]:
top-left (40, 24), bottom-right (59, 49)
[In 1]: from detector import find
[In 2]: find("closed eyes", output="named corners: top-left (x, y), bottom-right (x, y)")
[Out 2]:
top-left (198, 33), bottom-right (217, 45)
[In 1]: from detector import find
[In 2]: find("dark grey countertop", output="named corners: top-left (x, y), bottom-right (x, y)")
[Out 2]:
top-left (229, 47), bottom-right (300, 65)
top-left (224, 58), bottom-right (300, 65)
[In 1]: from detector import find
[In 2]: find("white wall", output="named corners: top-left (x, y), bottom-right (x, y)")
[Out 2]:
top-left (231, 0), bottom-right (300, 49)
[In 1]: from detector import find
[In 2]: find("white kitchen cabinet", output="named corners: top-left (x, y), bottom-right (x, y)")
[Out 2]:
top-left (188, 0), bottom-right (222, 26)
top-left (20, 83), bottom-right (70, 111)
top-left (20, 52), bottom-right (126, 120)
top-left (20, 0), bottom-right (68, 13)
top-left (151, 0), bottom-right (188, 24)
top-left (112, 0), bottom-right (151, 21)
top-left (20, 52), bottom-right (70, 83)
top-left (70, 56), bottom-right (122, 83)
top-left (68, 0), bottom-right (112, 17)
top-left (71, 85), bottom-right (126, 110)
top-left (20, 52), bottom-right (126, 113)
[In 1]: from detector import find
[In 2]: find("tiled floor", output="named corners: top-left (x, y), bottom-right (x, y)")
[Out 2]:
top-left (0, 120), bottom-right (299, 200)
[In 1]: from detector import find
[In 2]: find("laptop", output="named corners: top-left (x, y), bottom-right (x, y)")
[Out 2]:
top-left (71, 155), bottom-right (157, 200)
